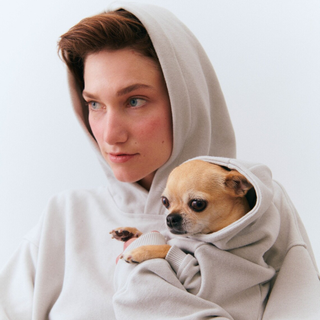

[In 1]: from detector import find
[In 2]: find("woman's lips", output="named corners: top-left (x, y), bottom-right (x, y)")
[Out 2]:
top-left (108, 153), bottom-right (138, 163)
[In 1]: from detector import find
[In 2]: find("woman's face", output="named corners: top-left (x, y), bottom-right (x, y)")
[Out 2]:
top-left (83, 48), bottom-right (173, 190)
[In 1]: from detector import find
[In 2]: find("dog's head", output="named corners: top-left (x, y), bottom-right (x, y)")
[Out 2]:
top-left (161, 160), bottom-right (253, 235)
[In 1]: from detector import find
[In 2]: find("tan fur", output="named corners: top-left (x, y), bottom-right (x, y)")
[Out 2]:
top-left (111, 160), bottom-right (253, 263)
top-left (121, 245), bottom-right (171, 264)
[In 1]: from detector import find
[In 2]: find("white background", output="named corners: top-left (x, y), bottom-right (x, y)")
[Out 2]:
top-left (1, 0), bottom-right (319, 269)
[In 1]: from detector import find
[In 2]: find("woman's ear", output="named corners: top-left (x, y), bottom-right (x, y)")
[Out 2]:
top-left (224, 171), bottom-right (253, 197)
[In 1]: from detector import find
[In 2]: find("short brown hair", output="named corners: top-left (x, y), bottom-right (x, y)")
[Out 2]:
top-left (58, 9), bottom-right (159, 90)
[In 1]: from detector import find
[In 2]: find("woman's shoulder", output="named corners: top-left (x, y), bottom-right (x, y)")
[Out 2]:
top-left (23, 186), bottom-right (112, 243)
top-left (47, 186), bottom-right (110, 206)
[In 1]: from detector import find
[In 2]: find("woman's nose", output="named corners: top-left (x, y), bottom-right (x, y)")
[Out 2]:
top-left (103, 110), bottom-right (128, 145)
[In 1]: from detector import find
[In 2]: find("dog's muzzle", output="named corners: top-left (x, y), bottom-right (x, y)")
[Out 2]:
top-left (166, 213), bottom-right (186, 234)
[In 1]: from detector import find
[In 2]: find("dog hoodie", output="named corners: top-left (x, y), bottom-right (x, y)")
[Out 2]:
top-left (114, 156), bottom-right (320, 319)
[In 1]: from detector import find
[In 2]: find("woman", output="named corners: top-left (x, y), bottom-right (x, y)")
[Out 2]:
top-left (0, 2), bottom-right (319, 319)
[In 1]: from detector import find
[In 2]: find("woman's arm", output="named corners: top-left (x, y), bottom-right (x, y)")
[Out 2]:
top-left (113, 233), bottom-right (233, 320)
top-left (113, 258), bottom-right (233, 320)
top-left (263, 245), bottom-right (320, 320)
top-left (0, 240), bottom-right (37, 320)
top-left (262, 181), bottom-right (320, 319)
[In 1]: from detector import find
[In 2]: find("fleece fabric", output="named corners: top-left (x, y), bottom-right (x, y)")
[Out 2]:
top-left (0, 1), bottom-right (319, 319)
top-left (114, 156), bottom-right (320, 319)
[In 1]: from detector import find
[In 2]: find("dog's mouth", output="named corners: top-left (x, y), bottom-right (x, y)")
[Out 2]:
top-left (168, 228), bottom-right (188, 235)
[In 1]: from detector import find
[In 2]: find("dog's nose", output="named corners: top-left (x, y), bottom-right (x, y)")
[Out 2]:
top-left (166, 213), bottom-right (183, 228)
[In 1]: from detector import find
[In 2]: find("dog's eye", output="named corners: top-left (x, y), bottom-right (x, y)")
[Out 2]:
top-left (189, 199), bottom-right (207, 212)
top-left (161, 196), bottom-right (170, 208)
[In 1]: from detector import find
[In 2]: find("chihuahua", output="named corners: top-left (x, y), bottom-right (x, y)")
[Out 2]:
top-left (110, 159), bottom-right (253, 263)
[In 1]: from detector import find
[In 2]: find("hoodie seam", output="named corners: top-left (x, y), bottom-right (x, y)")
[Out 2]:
top-left (273, 243), bottom-right (307, 273)
top-left (22, 237), bottom-right (40, 250)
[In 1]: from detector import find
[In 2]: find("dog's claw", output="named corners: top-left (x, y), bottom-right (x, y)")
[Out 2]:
top-left (122, 254), bottom-right (139, 264)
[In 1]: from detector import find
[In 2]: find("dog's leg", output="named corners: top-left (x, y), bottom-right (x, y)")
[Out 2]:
top-left (110, 227), bottom-right (142, 242)
top-left (121, 244), bottom-right (171, 264)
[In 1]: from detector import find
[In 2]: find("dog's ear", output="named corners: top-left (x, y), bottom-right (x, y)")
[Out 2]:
top-left (224, 171), bottom-right (253, 197)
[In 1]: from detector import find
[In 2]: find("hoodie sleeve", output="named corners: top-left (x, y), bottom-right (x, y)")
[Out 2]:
top-left (263, 245), bottom-right (320, 320)
top-left (0, 240), bottom-right (37, 320)
top-left (262, 181), bottom-right (320, 319)
top-left (165, 245), bottom-right (202, 295)
top-left (113, 233), bottom-right (234, 320)
top-left (113, 260), bottom-right (234, 320)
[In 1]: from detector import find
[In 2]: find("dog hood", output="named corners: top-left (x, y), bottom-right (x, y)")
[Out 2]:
top-left (181, 156), bottom-right (275, 249)
top-left (67, 2), bottom-right (236, 215)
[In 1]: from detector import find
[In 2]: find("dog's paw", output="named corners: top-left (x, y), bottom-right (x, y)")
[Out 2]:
top-left (120, 245), bottom-right (171, 264)
top-left (120, 247), bottom-right (146, 264)
top-left (110, 227), bottom-right (142, 242)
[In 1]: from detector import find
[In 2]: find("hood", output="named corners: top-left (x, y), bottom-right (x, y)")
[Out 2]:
top-left (67, 2), bottom-right (236, 215)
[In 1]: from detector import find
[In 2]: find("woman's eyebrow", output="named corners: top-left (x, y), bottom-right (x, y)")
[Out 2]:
top-left (116, 83), bottom-right (153, 96)
top-left (82, 83), bottom-right (153, 100)
top-left (82, 91), bottom-right (96, 100)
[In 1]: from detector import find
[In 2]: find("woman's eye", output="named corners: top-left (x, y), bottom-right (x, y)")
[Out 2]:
top-left (128, 98), bottom-right (146, 108)
top-left (189, 199), bottom-right (207, 212)
top-left (88, 101), bottom-right (101, 110)
top-left (161, 196), bottom-right (170, 209)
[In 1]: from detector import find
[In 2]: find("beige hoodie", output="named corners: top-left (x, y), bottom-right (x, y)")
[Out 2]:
top-left (0, 2), bottom-right (318, 319)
